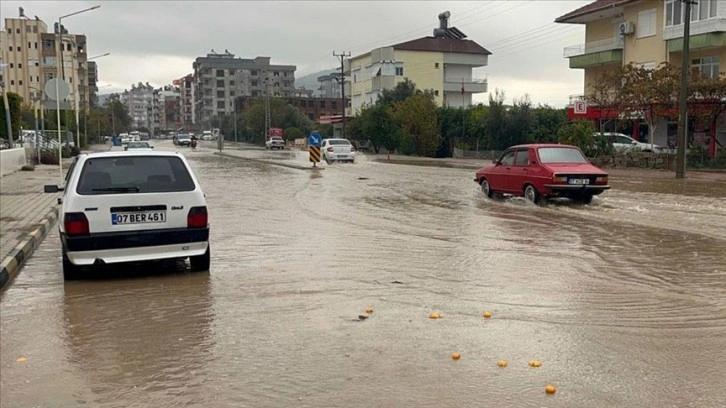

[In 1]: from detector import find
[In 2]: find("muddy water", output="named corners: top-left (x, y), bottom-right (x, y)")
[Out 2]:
top-left (1, 143), bottom-right (725, 407)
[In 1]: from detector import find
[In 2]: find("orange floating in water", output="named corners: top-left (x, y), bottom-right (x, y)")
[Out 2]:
top-left (429, 312), bottom-right (442, 319)
top-left (451, 353), bottom-right (461, 360)
top-left (365, 307), bottom-right (374, 314)
top-left (545, 385), bottom-right (557, 394)
top-left (529, 360), bottom-right (542, 367)
top-left (16, 357), bottom-right (27, 363)
top-left (497, 360), bottom-right (507, 368)
top-left (483, 311), bottom-right (492, 318)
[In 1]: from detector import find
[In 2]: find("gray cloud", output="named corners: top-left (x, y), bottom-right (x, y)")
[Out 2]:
top-left (1, 0), bottom-right (590, 106)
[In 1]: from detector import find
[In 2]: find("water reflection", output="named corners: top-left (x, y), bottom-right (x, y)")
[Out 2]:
top-left (61, 270), bottom-right (215, 405)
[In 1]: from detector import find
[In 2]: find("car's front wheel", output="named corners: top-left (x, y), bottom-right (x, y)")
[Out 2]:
top-left (480, 178), bottom-right (493, 198)
top-left (190, 246), bottom-right (211, 272)
top-left (62, 249), bottom-right (83, 280)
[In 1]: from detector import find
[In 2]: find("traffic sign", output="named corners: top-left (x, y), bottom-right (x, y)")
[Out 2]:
top-left (309, 146), bottom-right (321, 166)
top-left (44, 78), bottom-right (70, 101)
top-left (308, 131), bottom-right (322, 147)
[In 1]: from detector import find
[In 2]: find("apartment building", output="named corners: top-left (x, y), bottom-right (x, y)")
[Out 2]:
top-left (346, 12), bottom-right (490, 115)
top-left (192, 50), bottom-right (296, 126)
top-left (177, 74), bottom-right (196, 127)
top-left (120, 82), bottom-right (156, 132)
top-left (1, 12), bottom-right (95, 112)
top-left (557, 0), bottom-right (726, 152)
top-left (317, 72), bottom-right (343, 98)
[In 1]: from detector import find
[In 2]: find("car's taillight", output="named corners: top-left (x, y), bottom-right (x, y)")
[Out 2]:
top-left (327, 146), bottom-right (334, 152)
top-left (552, 175), bottom-right (567, 183)
top-left (596, 176), bottom-right (608, 184)
top-left (187, 206), bottom-right (208, 228)
top-left (64, 212), bottom-right (89, 236)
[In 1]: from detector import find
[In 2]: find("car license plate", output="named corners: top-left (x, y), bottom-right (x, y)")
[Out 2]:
top-left (568, 178), bottom-right (590, 185)
top-left (112, 211), bottom-right (166, 225)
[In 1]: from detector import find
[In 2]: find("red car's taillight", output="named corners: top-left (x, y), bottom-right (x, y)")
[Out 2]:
top-left (595, 176), bottom-right (608, 184)
top-left (187, 206), bottom-right (208, 228)
top-left (64, 212), bottom-right (89, 236)
top-left (327, 146), bottom-right (334, 152)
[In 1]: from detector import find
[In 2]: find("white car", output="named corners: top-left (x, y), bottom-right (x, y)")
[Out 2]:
top-left (594, 132), bottom-right (663, 152)
top-left (44, 151), bottom-right (210, 279)
top-left (125, 141), bottom-right (153, 150)
top-left (265, 136), bottom-right (285, 150)
top-left (322, 138), bottom-right (356, 164)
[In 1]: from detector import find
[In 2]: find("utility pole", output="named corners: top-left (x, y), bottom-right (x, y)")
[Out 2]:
top-left (333, 51), bottom-right (350, 139)
top-left (264, 77), bottom-right (271, 142)
top-left (676, 0), bottom-right (697, 179)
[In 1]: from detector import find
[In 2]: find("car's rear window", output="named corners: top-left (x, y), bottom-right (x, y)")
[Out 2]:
top-left (537, 147), bottom-right (588, 163)
top-left (76, 156), bottom-right (196, 195)
top-left (328, 139), bottom-right (351, 145)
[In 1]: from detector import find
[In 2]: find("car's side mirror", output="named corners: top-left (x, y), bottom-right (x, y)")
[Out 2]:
top-left (632, 140), bottom-right (638, 144)
top-left (44, 185), bottom-right (63, 193)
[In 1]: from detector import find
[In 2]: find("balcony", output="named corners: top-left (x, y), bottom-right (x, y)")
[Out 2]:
top-left (443, 78), bottom-right (487, 94)
top-left (563, 38), bottom-right (623, 69)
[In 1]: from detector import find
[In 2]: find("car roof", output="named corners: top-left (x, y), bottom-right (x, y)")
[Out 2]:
top-left (507, 143), bottom-right (577, 149)
top-left (78, 150), bottom-right (184, 159)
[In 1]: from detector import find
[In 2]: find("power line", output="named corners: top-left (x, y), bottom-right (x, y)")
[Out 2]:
top-left (333, 51), bottom-right (350, 138)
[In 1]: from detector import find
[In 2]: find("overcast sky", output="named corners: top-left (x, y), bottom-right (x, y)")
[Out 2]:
top-left (1, 0), bottom-right (591, 107)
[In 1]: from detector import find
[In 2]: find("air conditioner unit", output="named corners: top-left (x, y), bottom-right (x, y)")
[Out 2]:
top-left (619, 21), bottom-right (635, 35)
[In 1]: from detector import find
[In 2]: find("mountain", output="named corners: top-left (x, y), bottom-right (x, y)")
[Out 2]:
top-left (295, 68), bottom-right (337, 93)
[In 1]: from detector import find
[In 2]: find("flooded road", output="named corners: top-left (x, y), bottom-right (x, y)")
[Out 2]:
top-left (2, 141), bottom-right (725, 407)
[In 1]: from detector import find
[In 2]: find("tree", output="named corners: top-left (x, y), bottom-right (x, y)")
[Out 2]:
top-left (378, 78), bottom-right (418, 106)
top-left (393, 93), bottom-right (440, 156)
top-left (436, 106), bottom-right (465, 158)
top-left (0, 92), bottom-right (23, 140)
top-left (359, 103), bottom-right (400, 153)
top-left (283, 126), bottom-right (304, 142)
top-left (557, 119), bottom-right (596, 156)
top-left (104, 99), bottom-right (132, 134)
top-left (242, 98), bottom-right (314, 144)
top-left (689, 70), bottom-right (726, 156)
top-left (531, 105), bottom-right (566, 143)
top-left (504, 95), bottom-right (536, 146)
top-left (486, 89), bottom-right (508, 150)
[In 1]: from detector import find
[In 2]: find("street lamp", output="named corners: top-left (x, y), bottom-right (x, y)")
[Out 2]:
top-left (76, 52), bottom-right (109, 148)
top-left (88, 52), bottom-right (110, 60)
top-left (55, 4), bottom-right (100, 181)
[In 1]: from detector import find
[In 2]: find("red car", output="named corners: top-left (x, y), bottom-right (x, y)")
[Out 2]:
top-left (474, 144), bottom-right (610, 204)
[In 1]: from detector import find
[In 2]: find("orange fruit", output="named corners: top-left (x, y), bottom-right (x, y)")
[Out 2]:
top-left (16, 357), bottom-right (27, 363)
top-left (451, 353), bottom-right (461, 360)
top-left (483, 311), bottom-right (492, 318)
top-left (545, 385), bottom-right (557, 394)
top-left (365, 307), bottom-right (374, 314)
top-left (429, 312), bottom-right (442, 319)
top-left (529, 360), bottom-right (542, 367)
top-left (497, 360), bottom-right (507, 367)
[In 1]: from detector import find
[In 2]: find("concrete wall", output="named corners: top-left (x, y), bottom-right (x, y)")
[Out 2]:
top-left (622, 1), bottom-right (667, 65)
top-left (395, 50), bottom-right (444, 106)
top-left (0, 148), bottom-right (27, 176)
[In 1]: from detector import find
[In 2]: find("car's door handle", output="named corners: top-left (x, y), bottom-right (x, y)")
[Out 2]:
top-left (505, 167), bottom-right (511, 170)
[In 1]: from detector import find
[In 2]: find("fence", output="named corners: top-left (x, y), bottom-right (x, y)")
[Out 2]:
top-left (453, 148), bottom-right (503, 160)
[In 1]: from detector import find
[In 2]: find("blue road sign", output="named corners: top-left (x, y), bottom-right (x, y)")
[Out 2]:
top-left (308, 131), bottom-right (322, 147)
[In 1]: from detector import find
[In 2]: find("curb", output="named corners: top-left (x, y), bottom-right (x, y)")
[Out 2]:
top-left (0, 206), bottom-right (59, 291)
top-left (214, 151), bottom-right (324, 171)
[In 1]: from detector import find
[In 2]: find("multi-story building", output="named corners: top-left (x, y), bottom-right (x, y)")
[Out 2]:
top-left (0, 14), bottom-right (47, 105)
top-left (346, 11), bottom-right (490, 115)
top-left (87, 60), bottom-right (98, 107)
top-left (192, 50), bottom-right (296, 126)
top-left (557, 0), bottom-right (726, 154)
top-left (317, 72), bottom-right (343, 98)
top-left (177, 74), bottom-right (196, 127)
top-left (234, 95), bottom-right (343, 123)
top-left (120, 82), bottom-right (156, 131)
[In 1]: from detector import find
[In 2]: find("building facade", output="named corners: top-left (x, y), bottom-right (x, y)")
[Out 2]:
top-left (1, 12), bottom-right (95, 113)
top-left (192, 51), bottom-right (296, 127)
top-left (557, 0), bottom-right (726, 153)
top-left (317, 72), bottom-right (343, 98)
top-left (177, 74), bottom-right (196, 127)
top-left (346, 12), bottom-right (490, 115)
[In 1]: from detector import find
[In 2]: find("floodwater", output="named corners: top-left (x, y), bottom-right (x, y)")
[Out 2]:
top-left (1, 141), bottom-right (725, 407)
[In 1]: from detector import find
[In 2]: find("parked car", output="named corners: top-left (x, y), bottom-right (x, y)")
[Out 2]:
top-left (321, 138), bottom-right (355, 164)
top-left (594, 132), bottom-right (664, 152)
top-left (125, 141), bottom-right (153, 150)
top-left (474, 144), bottom-right (610, 205)
top-left (265, 136), bottom-right (285, 150)
top-left (43, 150), bottom-right (210, 279)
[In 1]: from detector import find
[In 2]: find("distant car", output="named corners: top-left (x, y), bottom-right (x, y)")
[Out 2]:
top-left (265, 136), bottom-right (285, 150)
top-left (594, 132), bottom-right (663, 152)
top-left (176, 134), bottom-right (192, 147)
top-left (43, 150), bottom-right (210, 279)
top-left (321, 138), bottom-right (355, 164)
top-left (202, 131), bottom-right (215, 141)
top-left (474, 143), bottom-right (610, 205)
top-left (125, 141), bottom-right (153, 150)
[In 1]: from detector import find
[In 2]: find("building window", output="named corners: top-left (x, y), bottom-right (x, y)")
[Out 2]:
top-left (274, 71), bottom-right (279, 77)
top-left (18, 63), bottom-right (22, 69)
top-left (216, 69), bottom-right (225, 77)
top-left (217, 90), bottom-right (225, 98)
top-left (16, 28), bottom-right (20, 34)
top-left (28, 42), bottom-right (31, 48)
top-left (435, 62), bottom-right (440, 69)
top-left (666, 0), bottom-right (717, 26)
top-left (320, 100), bottom-right (326, 108)
top-left (434, 90), bottom-right (440, 96)
top-left (26, 26), bottom-right (32, 33)
top-left (34, 42), bottom-right (37, 49)
top-left (252, 91), bottom-right (259, 97)
top-left (638, 9), bottom-right (656, 38)
top-left (251, 70), bottom-right (257, 76)
top-left (10, 80), bottom-right (14, 85)
top-left (395, 67), bottom-right (404, 76)
top-left (274, 93), bottom-right (280, 97)
top-left (284, 72), bottom-right (288, 77)
top-left (251, 80), bottom-right (258, 87)
top-left (66, 43), bottom-right (71, 51)
top-left (217, 79), bottom-right (224, 87)
top-left (692, 56), bottom-right (720, 78)
top-left (33, 25), bottom-right (37, 33)
top-left (9, 63), bottom-right (13, 68)
top-left (229, 80), bottom-right (235, 86)
top-left (217, 101), bottom-right (226, 109)
top-left (332, 101), bottom-right (338, 109)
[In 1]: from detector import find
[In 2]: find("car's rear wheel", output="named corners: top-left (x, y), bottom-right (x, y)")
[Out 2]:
top-left (62, 249), bottom-right (83, 280)
top-left (325, 155), bottom-right (332, 165)
top-left (190, 245), bottom-right (211, 272)
top-left (524, 185), bottom-right (541, 205)
top-left (578, 194), bottom-right (594, 205)
top-left (480, 179), bottom-right (493, 198)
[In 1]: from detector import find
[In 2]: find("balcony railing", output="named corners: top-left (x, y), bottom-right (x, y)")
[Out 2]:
top-left (563, 38), bottom-right (623, 58)
top-left (443, 78), bottom-right (488, 93)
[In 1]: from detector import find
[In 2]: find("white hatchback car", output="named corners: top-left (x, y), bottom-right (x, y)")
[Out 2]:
top-left (321, 138), bottom-right (356, 164)
top-left (44, 151), bottom-right (210, 279)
